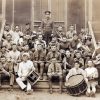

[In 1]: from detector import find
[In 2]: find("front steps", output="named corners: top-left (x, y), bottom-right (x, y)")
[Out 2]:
top-left (1, 79), bottom-right (100, 93)
top-left (0, 80), bottom-right (66, 92)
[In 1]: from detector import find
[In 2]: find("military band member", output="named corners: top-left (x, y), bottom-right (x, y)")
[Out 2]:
top-left (65, 61), bottom-right (87, 86)
top-left (33, 44), bottom-right (46, 80)
top-left (37, 26), bottom-right (43, 35)
top-left (3, 24), bottom-right (13, 39)
top-left (2, 34), bottom-right (12, 50)
top-left (0, 56), bottom-right (14, 88)
top-left (41, 11), bottom-right (54, 45)
top-left (85, 60), bottom-right (98, 97)
top-left (1, 46), bottom-right (9, 58)
top-left (7, 44), bottom-right (21, 76)
top-left (24, 23), bottom-right (37, 41)
top-left (93, 54), bottom-right (100, 86)
top-left (48, 36), bottom-right (59, 51)
top-left (56, 26), bottom-right (65, 39)
top-left (62, 50), bottom-right (74, 81)
top-left (24, 23), bottom-right (33, 36)
top-left (74, 51), bottom-right (84, 69)
top-left (47, 45), bottom-right (62, 94)
top-left (70, 33), bottom-right (79, 50)
top-left (11, 25), bottom-right (23, 44)
top-left (34, 34), bottom-right (46, 51)
top-left (59, 36), bottom-right (70, 51)
top-left (16, 53), bottom-right (35, 94)
top-left (79, 28), bottom-right (86, 41)
top-left (66, 25), bottom-right (77, 42)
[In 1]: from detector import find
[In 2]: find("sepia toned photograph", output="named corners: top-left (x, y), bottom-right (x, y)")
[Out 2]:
top-left (0, 0), bottom-right (100, 100)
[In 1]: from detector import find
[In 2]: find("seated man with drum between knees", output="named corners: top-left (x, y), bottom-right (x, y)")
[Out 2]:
top-left (16, 53), bottom-right (35, 94)
top-left (47, 44), bottom-right (63, 94)
top-left (65, 61), bottom-right (87, 84)
top-left (85, 60), bottom-right (98, 97)
top-left (65, 61), bottom-right (88, 95)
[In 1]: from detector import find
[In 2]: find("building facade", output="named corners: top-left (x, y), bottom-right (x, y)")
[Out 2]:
top-left (0, 0), bottom-right (100, 32)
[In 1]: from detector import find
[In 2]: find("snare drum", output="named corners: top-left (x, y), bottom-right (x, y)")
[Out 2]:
top-left (27, 71), bottom-right (40, 86)
top-left (66, 74), bottom-right (87, 96)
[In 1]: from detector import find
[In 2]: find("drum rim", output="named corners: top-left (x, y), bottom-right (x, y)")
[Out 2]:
top-left (27, 76), bottom-right (40, 86)
top-left (67, 74), bottom-right (84, 88)
top-left (66, 74), bottom-right (87, 96)
top-left (66, 86), bottom-right (87, 96)
top-left (27, 71), bottom-right (40, 86)
top-left (32, 76), bottom-right (40, 85)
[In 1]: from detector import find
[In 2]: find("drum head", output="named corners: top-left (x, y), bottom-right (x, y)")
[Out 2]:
top-left (68, 74), bottom-right (84, 87)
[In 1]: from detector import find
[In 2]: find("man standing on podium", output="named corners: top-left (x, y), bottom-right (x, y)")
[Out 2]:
top-left (41, 11), bottom-right (54, 46)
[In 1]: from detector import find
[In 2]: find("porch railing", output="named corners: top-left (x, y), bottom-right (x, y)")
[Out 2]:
top-left (88, 21), bottom-right (98, 50)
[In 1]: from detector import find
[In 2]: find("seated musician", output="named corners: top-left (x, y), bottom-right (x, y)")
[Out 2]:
top-left (2, 34), bottom-right (12, 50)
top-left (74, 51), bottom-right (84, 69)
top-left (21, 45), bottom-right (33, 60)
top-left (62, 50), bottom-right (74, 81)
top-left (79, 28), bottom-right (86, 41)
top-left (93, 54), bottom-right (100, 86)
top-left (3, 23), bottom-right (13, 39)
top-left (85, 60), bottom-right (98, 97)
top-left (33, 44), bottom-right (46, 80)
top-left (48, 36), bottom-right (59, 51)
top-left (16, 53), bottom-right (35, 94)
top-left (34, 34), bottom-right (46, 51)
top-left (65, 61), bottom-right (87, 86)
top-left (70, 33), bottom-right (79, 50)
top-left (11, 25), bottom-right (23, 44)
top-left (47, 44), bottom-right (62, 94)
top-left (7, 43), bottom-right (21, 77)
top-left (66, 25), bottom-right (77, 42)
top-left (0, 56), bottom-right (14, 89)
top-left (56, 26), bottom-right (65, 39)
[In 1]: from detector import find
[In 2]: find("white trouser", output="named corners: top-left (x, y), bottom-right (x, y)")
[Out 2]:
top-left (87, 81), bottom-right (98, 93)
top-left (16, 77), bottom-right (31, 91)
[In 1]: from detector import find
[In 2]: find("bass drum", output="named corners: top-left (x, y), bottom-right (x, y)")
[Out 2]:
top-left (66, 74), bottom-right (87, 96)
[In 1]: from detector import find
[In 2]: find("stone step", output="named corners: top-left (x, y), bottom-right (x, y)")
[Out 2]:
top-left (1, 80), bottom-right (100, 93)
top-left (1, 80), bottom-right (66, 90)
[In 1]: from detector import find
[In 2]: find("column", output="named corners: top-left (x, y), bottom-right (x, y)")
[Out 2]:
top-left (31, 0), bottom-right (34, 30)
top-left (48, 0), bottom-right (51, 11)
top-left (0, 0), bottom-right (6, 41)
top-left (85, 0), bottom-right (87, 29)
top-left (48, 0), bottom-right (51, 18)
top-left (12, 0), bottom-right (14, 27)
top-left (2, 0), bottom-right (6, 22)
top-left (88, 0), bottom-right (92, 21)
top-left (64, 0), bottom-right (67, 31)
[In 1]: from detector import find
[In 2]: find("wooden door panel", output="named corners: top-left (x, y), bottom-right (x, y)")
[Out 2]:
top-left (67, 0), bottom-right (85, 31)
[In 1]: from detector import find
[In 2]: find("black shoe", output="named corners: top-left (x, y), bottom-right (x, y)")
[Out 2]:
top-left (23, 87), bottom-right (27, 92)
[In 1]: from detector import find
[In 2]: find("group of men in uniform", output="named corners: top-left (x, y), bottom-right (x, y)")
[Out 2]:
top-left (0, 10), bottom-right (99, 97)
